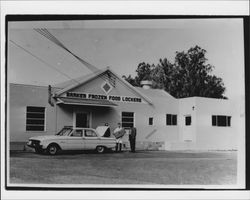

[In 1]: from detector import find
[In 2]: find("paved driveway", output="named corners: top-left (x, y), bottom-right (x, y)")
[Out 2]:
top-left (9, 150), bottom-right (237, 186)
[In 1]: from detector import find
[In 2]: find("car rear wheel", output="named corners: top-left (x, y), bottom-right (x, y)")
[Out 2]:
top-left (96, 146), bottom-right (105, 153)
top-left (47, 144), bottom-right (59, 155)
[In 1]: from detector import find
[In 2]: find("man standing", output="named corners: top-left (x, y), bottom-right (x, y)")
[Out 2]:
top-left (113, 123), bottom-right (125, 152)
top-left (129, 127), bottom-right (137, 153)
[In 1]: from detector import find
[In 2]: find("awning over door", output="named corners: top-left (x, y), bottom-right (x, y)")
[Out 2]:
top-left (57, 97), bottom-right (118, 107)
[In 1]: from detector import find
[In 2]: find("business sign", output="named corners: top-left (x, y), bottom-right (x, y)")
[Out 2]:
top-left (66, 92), bottom-right (142, 103)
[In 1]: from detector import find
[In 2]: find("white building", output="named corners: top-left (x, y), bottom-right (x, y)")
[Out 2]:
top-left (8, 67), bottom-right (239, 151)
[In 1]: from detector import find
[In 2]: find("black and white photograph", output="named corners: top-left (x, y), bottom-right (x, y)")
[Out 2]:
top-left (1, 1), bottom-right (249, 200)
top-left (6, 16), bottom-right (246, 188)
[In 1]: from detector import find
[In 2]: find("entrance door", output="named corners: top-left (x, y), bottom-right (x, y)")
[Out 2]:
top-left (183, 115), bottom-right (193, 141)
top-left (75, 112), bottom-right (90, 128)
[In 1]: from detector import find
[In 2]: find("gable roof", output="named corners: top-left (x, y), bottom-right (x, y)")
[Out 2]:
top-left (53, 73), bottom-right (92, 89)
top-left (54, 68), bottom-right (107, 96)
top-left (135, 87), bottom-right (175, 99)
top-left (53, 67), bottom-right (153, 105)
top-left (135, 87), bottom-right (176, 107)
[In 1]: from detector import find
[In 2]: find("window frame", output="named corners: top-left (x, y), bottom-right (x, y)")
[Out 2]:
top-left (185, 115), bottom-right (192, 126)
top-left (166, 114), bottom-right (177, 126)
top-left (70, 129), bottom-right (83, 137)
top-left (149, 117), bottom-right (153, 126)
top-left (26, 106), bottom-right (46, 132)
top-left (212, 115), bottom-right (231, 127)
top-left (84, 129), bottom-right (98, 137)
top-left (121, 112), bottom-right (134, 128)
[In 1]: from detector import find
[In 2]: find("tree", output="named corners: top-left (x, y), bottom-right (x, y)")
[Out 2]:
top-left (123, 62), bottom-right (152, 87)
top-left (123, 45), bottom-right (227, 99)
top-left (150, 58), bottom-right (175, 91)
top-left (122, 74), bottom-right (137, 86)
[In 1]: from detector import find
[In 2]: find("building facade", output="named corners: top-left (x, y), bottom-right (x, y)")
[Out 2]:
top-left (8, 68), bottom-right (238, 151)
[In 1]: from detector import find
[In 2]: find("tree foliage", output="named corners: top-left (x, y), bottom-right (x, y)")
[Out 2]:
top-left (123, 46), bottom-right (227, 99)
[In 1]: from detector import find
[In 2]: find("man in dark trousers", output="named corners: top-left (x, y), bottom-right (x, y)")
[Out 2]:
top-left (129, 127), bottom-right (137, 153)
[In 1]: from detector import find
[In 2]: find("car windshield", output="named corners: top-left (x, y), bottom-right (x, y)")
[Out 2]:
top-left (56, 128), bottom-right (72, 136)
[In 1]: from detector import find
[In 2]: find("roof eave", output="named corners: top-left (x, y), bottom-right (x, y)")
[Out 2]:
top-left (54, 68), bottom-right (107, 97)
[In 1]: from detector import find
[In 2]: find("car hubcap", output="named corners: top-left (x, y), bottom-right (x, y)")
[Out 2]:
top-left (97, 147), bottom-right (104, 152)
top-left (49, 146), bottom-right (57, 154)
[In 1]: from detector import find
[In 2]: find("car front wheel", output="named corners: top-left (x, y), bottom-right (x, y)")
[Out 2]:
top-left (47, 144), bottom-right (59, 155)
top-left (96, 146), bottom-right (105, 153)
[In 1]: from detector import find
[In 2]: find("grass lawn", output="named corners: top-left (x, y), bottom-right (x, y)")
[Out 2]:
top-left (9, 150), bottom-right (237, 185)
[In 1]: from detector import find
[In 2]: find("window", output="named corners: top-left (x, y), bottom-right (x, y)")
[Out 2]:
top-left (149, 117), bottom-right (153, 125)
top-left (26, 106), bottom-right (45, 131)
top-left (121, 112), bottom-right (134, 128)
top-left (212, 115), bottom-right (231, 127)
top-left (56, 128), bottom-right (72, 136)
top-left (185, 116), bottom-right (192, 126)
top-left (166, 114), bottom-right (177, 126)
top-left (84, 129), bottom-right (97, 137)
top-left (71, 130), bottom-right (83, 137)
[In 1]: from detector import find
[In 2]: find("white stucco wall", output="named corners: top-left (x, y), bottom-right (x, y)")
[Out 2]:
top-left (178, 98), bottom-right (197, 143)
top-left (9, 84), bottom-right (56, 142)
top-left (9, 82), bottom-right (241, 151)
top-left (175, 97), bottom-right (240, 150)
top-left (194, 97), bottom-right (238, 150)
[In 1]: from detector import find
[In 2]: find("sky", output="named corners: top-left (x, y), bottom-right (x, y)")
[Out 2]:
top-left (8, 19), bottom-right (245, 100)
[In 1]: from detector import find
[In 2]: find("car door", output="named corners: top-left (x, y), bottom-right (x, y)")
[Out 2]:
top-left (83, 129), bottom-right (99, 150)
top-left (63, 129), bottom-right (85, 150)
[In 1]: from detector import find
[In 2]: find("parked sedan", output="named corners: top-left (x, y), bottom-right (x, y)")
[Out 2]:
top-left (27, 126), bottom-right (116, 155)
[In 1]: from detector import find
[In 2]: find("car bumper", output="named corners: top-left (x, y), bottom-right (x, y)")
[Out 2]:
top-left (27, 141), bottom-right (43, 149)
top-left (27, 144), bottom-right (43, 149)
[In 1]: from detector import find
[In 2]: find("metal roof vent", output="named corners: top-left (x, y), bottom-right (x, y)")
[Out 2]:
top-left (140, 80), bottom-right (152, 89)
